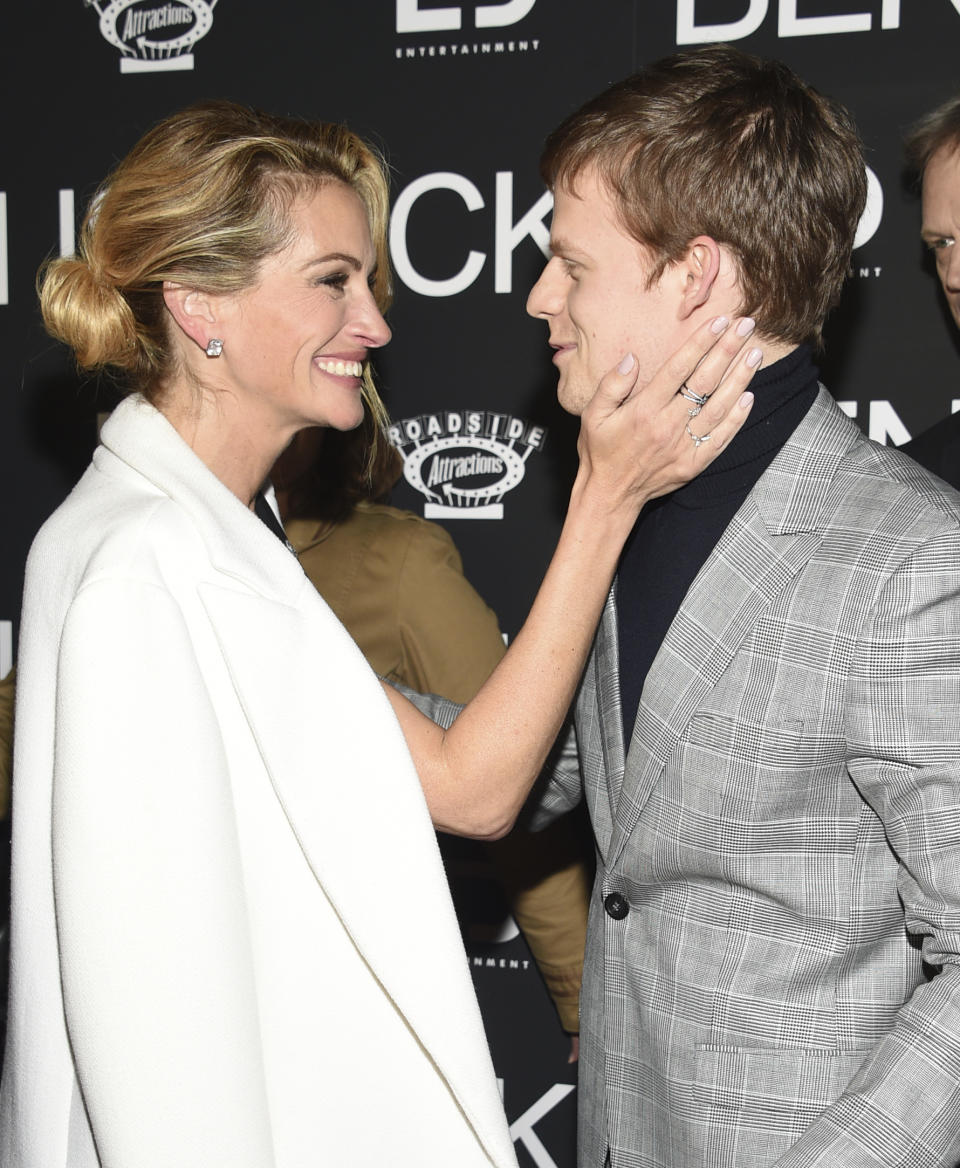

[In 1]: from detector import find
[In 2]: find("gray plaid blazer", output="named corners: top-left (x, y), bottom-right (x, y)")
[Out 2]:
top-left (528, 387), bottom-right (960, 1167)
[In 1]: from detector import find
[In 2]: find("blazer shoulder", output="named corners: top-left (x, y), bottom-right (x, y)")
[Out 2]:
top-left (835, 433), bottom-right (960, 538)
top-left (900, 409), bottom-right (960, 489)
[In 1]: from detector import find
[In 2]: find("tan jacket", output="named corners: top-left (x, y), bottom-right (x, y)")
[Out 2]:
top-left (0, 666), bottom-right (13, 820)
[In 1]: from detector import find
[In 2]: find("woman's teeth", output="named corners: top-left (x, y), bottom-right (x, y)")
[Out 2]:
top-left (315, 359), bottom-right (363, 377)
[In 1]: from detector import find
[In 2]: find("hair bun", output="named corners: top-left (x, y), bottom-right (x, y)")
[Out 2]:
top-left (39, 255), bottom-right (139, 371)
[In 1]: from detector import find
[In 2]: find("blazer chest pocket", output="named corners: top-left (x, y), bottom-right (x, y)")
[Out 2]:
top-left (679, 708), bottom-right (850, 818)
top-left (666, 709), bottom-right (858, 954)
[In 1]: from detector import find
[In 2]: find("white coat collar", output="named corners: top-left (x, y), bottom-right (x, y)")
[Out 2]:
top-left (98, 394), bottom-right (305, 604)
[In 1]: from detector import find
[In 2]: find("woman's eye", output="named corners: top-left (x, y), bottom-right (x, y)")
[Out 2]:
top-left (316, 272), bottom-right (349, 290)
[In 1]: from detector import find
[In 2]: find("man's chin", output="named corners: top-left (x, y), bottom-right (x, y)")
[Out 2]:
top-left (556, 380), bottom-right (588, 417)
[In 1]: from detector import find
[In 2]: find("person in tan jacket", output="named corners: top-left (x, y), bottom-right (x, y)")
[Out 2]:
top-left (274, 421), bottom-right (591, 1043)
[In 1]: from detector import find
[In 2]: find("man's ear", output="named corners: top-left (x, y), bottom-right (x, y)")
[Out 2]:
top-left (678, 235), bottom-right (721, 319)
top-left (162, 281), bottom-right (221, 352)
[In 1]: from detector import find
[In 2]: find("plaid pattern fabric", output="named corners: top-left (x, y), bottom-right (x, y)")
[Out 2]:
top-left (538, 390), bottom-right (960, 1168)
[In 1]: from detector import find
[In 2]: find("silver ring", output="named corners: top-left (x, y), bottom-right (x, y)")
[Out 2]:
top-left (679, 384), bottom-right (709, 407)
top-left (687, 403), bottom-right (703, 418)
top-left (685, 422), bottom-right (712, 449)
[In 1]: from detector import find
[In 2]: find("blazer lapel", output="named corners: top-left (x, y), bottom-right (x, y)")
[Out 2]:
top-left (593, 587), bottom-right (628, 825)
top-left (197, 580), bottom-right (515, 1168)
top-left (607, 389), bottom-right (862, 870)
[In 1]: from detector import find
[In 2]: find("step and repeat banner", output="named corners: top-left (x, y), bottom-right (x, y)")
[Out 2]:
top-left (4, 3), bottom-right (960, 1165)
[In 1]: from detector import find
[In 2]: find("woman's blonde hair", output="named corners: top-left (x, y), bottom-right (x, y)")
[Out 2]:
top-left (39, 100), bottom-right (393, 433)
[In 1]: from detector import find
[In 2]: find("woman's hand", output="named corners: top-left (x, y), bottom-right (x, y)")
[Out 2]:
top-left (385, 315), bottom-right (761, 839)
top-left (575, 315), bottom-right (759, 517)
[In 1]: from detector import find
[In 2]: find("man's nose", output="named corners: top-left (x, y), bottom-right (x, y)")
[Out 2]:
top-left (526, 257), bottom-right (567, 319)
top-left (944, 244), bottom-right (960, 292)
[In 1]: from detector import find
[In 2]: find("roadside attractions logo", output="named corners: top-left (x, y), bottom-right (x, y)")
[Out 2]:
top-left (85, 0), bottom-right (217, 72)
top-left (388, 409), bottom-right (546, 520)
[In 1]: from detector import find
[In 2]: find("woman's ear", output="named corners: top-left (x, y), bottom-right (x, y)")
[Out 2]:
top-left (678, 235), bottom-right (722, 319)
top-left (162, 281), bottom-right (220, 352)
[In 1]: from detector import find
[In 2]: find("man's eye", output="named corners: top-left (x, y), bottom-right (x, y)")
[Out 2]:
top-left (928, 237), bottom-right (955, 253)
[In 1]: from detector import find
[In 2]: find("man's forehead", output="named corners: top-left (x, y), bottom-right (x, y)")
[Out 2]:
top-left (924, 143), bottom-right (960, 192)
top-left (549, 175), bottom-right (641, 256)
top-left (922, 145), bottom-right (960, 226)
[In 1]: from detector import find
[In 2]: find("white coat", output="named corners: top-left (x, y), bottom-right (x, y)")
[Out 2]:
top-left (0, 394), bottom-right (518, 1168)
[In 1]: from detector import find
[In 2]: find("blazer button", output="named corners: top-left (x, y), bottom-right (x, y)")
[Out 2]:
top-left (603, 892), bottom-right (629, 920)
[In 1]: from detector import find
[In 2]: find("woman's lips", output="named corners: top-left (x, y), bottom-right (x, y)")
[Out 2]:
top-left (314, 358), bottom-right (363, 378)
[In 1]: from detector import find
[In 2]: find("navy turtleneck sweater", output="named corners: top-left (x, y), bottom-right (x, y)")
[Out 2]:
top-left (617, 343), bottom-right (820, 742)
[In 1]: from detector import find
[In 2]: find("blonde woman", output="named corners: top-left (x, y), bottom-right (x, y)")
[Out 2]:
top-left (1, 101), bottom-right (757, 1167)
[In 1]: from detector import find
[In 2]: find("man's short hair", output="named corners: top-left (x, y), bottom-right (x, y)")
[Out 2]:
top-left (904, 94), bottom-right (960, 178)
top-left (540, 45), bottom-right (866, 349)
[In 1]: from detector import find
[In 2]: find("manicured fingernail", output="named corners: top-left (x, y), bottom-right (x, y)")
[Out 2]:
top-left (736, 317), bottom-right (756, 337)
top-left (746, 347), bottom-right (763, 368)
top-left (739, 391), bottom-right (754, 409)
top-left (618, 352), bottom-right (635, 374)
top-left (711, 315), bottom-right (730, 334)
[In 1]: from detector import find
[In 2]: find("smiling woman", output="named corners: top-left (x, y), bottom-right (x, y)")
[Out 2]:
top-left (1, 100), bottom-right (757, 1168)
top-left (159, 180), bottom-right (392, 492)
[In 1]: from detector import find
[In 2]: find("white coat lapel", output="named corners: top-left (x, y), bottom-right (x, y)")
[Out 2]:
top-left (198, 580), bottom-right (515, 1168)
top-left (608, 389), bottom-right (861, 871)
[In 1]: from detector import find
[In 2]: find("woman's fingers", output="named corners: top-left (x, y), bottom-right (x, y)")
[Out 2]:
top-left (675, 382), bottom-right (755, 463)
top-left (680, 317), bottom-right (762, 407)
top-left (582, 350), bottom-right (641, 425)
top-left (628, 314), bottom-right (754, 412)
top-left (576, 313), bottom-right (763, 510)
top-left (670, 332), bottom-right (761, 453)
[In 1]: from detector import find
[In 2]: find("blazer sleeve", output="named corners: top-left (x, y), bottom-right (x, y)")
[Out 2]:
top-left (524, 719), bottom-right (584, 830)
top-left (777, 531), bottom-right (960, 1167)
top-left (52, 577), bottom-right (275, 1168)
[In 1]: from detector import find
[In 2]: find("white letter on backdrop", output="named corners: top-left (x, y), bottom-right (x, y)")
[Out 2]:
top-left (475, 0), bottom-right (536, 28)
top-left (778, 0), bottom-right (871, 36)
top-left (390, 172), bottom-right (486, 297)
top-left (494, 173), bottom-right (552, 294)
top-left (853, 167), bottom-right (883, 249)
top-left (396, 0), bottom-right (461, 33)
top-left (676, 0), bottom-right (767, 44)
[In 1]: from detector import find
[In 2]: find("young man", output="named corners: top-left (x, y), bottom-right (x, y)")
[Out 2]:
top-left (524, 47), bottom-right (960, 1167)
top-left (901, 94), bottom-right (960, 488)
top-left (412, 46), bottom-right (960, 1166)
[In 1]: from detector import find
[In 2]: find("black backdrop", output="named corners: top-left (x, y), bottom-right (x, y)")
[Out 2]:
top-left (4, 4), bottom-right (960, 1165)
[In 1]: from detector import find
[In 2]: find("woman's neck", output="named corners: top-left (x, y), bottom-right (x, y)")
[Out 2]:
top-left (157, 380), bottom-right (293, 508)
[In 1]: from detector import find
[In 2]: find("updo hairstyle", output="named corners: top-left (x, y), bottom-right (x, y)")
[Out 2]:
top-left (38, 100), bottom-right (393, 418)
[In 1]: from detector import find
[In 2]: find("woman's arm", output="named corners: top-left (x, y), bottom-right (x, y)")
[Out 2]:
top-left (383, 316), bottom-right (759, 837)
